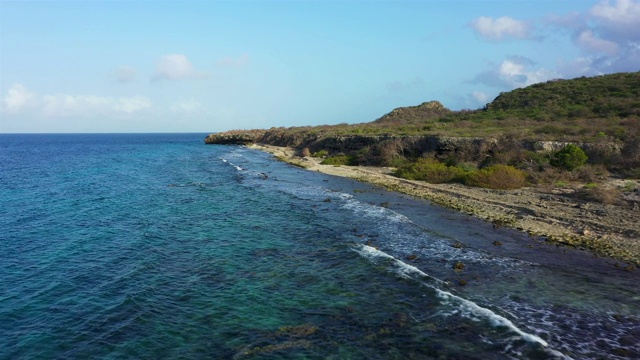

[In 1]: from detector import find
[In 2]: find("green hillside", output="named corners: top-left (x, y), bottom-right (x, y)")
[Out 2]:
top-left (487, 72), bottom-right (640, 118)
top-left (208, 71), bottom-right (640, 179)
top-left (356, 71), bottom-right (640, 141)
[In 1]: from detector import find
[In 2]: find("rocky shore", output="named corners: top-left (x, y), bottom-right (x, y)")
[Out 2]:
top-left (250, 144), bottom-right (640, 267)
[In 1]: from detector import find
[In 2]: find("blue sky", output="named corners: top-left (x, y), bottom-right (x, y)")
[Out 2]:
top-left (1, 0), bottom-right (639, 133)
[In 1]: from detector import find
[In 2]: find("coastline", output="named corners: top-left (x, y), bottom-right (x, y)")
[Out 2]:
top-left (250, 143), bottom-right (640, 267)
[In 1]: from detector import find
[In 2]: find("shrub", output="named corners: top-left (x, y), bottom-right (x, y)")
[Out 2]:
top-left (394, 158), bottom-right (466, 183)
top-left (312, 149), bottom-right (329, 158)
top-left (464, 165), bottom-right (528, 190)
top-left (583, 140), bottom-right (621, 165)
top-left (550, 144), bottom-right (588, 171)
top-left (483, 133), bottom-right (528, 167)
top-left (321, 155), bottom-right (357, 166)
top-left (577, 187), bottom-right (622, 205)
top-left (622, 166), bottom-right (640, 179)
top-left (456, 162), bottom-right (478, 172)
top-left (372, 138), bottom-right (420, 166)
top-left (301, 147), bottom-right (311, 157)
top-left (622, 133), bottom-right (640, 169)
top-left (576, 164), bottom-right (609, 183)
top-left (583, 182), bottom-right (598, 189)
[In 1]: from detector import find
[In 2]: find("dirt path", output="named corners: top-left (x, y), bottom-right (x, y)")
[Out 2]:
top-left (251, 144), bottom-right (640, 267)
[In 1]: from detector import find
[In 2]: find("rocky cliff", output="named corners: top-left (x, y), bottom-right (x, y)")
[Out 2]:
top-left (206, 129), bottom-right (499, 164)
top-left (205, 128), bottom-right (622, 168)
top-left (205, 130), bottom-right (266, 145)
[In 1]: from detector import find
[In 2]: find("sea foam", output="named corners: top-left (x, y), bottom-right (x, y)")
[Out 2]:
top-left (353, 244), bottom-right (553, 349)
top-left (219, 157), bottom-right (243, 171)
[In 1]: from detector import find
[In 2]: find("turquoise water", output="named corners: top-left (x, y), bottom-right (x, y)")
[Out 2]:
top-left (1, 133), bottom-right (638, 359)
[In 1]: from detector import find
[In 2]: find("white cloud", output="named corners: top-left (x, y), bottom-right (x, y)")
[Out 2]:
top-left (114, 96), bottom-right (153, 114)
top-left (498, 59), bottom-right (526, 78)
top-left (2, 83), bottom-right (36, 113)
top-left (42, 94), bottom-right (152, 118)
top-left (153, 54), bottom-right (208, 81)
top-left (471, 1), bottom-right (640, 85)
top-left (576, 29), bottom-right (619, 55)
top-left (591, 0), bottom-right (640, 40)
top-left (547, 0), bottom-right (640, 76)
top-left (2, 84), bottom-right (152, 119)
top-left (116, 65), bottom-right (137, 83)
top-left (556, 57), bottom-right (597, 78)
top-left (471, 16), bottom-right (531, 40)
top-left (473, 57), bottom-right (559, 89)
top-left (170, 99), bottom-right (202, 113)
top-left (216, 54), bottom-right (249, 67)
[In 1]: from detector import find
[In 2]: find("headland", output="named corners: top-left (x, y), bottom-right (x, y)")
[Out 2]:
top-left (206, 72), bottom-right (640, 266)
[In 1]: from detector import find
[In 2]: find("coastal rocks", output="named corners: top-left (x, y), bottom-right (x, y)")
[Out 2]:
top-left (206, 131), bottom-right (496, 163)
top-left (204, 130), bottom-right (266, 144)
top-left (530, 141), bottom-right (572, 152)
top-left (525, 140), bottom-right (622, 155)
top-left (307, 135), bottom-right (492, 162)
top-left (206, 130), bottom-right (624, 165)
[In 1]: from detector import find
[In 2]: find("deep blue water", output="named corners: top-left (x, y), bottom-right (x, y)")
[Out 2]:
top-left (1, 133), bottom-right (638, 359)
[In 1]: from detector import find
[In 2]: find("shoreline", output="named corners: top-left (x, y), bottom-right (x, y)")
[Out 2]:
top-left (250, 143), bottom-right (640, 267)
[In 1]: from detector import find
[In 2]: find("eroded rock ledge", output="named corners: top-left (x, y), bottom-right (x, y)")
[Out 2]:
top-left (205, 130), bottom-right (619, 159)
top-left (205, 130), bottom-right (267, 145)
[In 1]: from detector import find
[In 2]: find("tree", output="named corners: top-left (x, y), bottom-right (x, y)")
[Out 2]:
top-left (550, 144), bottom-right (588, 171)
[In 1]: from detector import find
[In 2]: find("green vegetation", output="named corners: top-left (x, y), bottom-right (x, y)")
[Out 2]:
top-left (312, 150), bottom-right (328, 157)
top-left (394, 159), bottom-right (528, 190)
top-left (261, 71), bottom-right (638, 142)
top-left (550, 144), bottom-right (588, 171)
top-left (320, 155), bottom-right (357, 166)
top-left (394, 158), bottom-right (465, 183)
top-left (464, 165), bottom-right (528, 190)
top-left (210, 72), bottom-right (640, 199)
top-left (583, 182), bottom-right (598, 189)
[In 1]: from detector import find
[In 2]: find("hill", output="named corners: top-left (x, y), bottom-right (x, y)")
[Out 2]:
top-left (372, 100), bottom-right (452, 124)
top-left (487, 72), bottom-right (640, 118)
top-left (206, 71), bottom-right (640, 175)
top-left (362, 71), bottom-right (640, 141)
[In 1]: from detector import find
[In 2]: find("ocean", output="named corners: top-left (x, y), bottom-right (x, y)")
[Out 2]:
top-left (1, 133), bottom-right (638, 359)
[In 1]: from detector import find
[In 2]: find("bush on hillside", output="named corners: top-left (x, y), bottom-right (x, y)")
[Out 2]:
top-left (550, 144), bottom-right (588, 171)
top-left (576, 164), bottom-right (610, 183)
top-left (394, 158), bottom-right (466, 183)
top-left (464, 165), bottom-right (528, 190)
top-left (321, 155), bottom-right (358, 166)
top-left (312, 150), bottom-right (329, 157)
top-left (576, 186), bottom-right (623, 205)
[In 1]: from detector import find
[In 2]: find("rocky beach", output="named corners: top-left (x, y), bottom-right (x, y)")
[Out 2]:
top-left (251, 144), bottom-right (640, 267)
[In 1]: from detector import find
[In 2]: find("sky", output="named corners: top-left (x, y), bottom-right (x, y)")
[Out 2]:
top-left (1, 0), bottom-right (639, 133)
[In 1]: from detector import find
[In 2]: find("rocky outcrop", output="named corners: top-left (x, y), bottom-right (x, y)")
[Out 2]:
top-left (205, 130), bottom-right (621, 165)
top-left (205, 130), bottom-right (266, 145)
top-left (523, 140), bottom-right (622, 155)
top-left (205, 130), bottom-right (495, 163)
top-left (373, 100), bottom-right (451, 124)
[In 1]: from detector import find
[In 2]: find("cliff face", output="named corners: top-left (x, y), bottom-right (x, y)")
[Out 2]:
top-left (205, 129), bottom-right (489, 150)
top-left (205, 129), bottom-right (498, 165)
top-left (205, 130), bottom-right (266, 145)
top-left (205, 129), bottom-right (622, 168)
